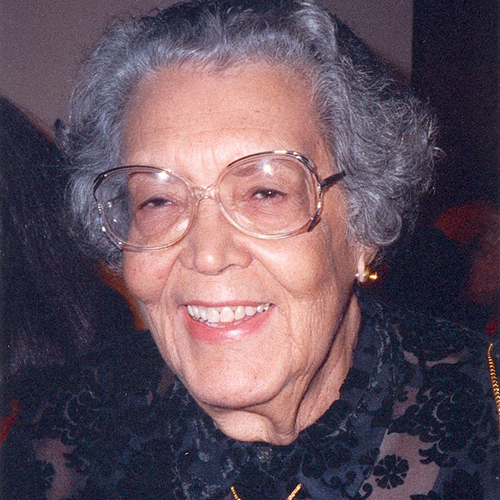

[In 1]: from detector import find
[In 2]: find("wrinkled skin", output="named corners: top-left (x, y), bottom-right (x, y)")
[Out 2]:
top-left (121, 62), bottom-right (370, 444)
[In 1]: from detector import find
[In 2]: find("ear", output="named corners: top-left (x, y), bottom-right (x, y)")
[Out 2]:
top-left (355, 247), bottom-right (377, 283)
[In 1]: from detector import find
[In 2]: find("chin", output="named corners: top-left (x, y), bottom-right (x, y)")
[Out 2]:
top-left (183, 369), bottom-right (284, 411)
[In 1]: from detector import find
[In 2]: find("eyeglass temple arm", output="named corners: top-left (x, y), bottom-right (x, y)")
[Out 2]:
top-left (319, 171), bottom-right (345, 190)
top-left (307, 171), bottom-right (346, 232)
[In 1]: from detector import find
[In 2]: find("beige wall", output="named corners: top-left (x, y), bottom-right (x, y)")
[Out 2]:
top-left (1, 0), bottom-right (412, 129)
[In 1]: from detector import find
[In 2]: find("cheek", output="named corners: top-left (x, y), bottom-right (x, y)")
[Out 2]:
top-left (122, 252), bottom-right (172, 303)
top-left (267, 225), bottom-right (356, 300)
top-left (261, 229), bottom-right (356, 350)
top-left (123, 253), bottom-right (181, 364)
top-left (262, 205), bottom-right (357, 357)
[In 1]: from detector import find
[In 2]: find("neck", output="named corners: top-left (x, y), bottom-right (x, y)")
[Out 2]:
top-left (199, 294), bottom-right (362, 445)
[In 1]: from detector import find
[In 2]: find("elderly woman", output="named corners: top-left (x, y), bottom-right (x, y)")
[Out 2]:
top-left (3, 1), bottom-right (498, 499)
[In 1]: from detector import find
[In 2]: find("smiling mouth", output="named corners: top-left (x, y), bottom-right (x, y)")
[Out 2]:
top-left (186, 303), bottom-right (271, 327)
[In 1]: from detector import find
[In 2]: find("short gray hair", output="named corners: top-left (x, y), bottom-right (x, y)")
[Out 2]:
top-left (64, 0), bottom-right (437, 266)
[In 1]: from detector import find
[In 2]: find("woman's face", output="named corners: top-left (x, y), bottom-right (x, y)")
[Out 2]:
top-left (122, 63), bottom-right (363, 413)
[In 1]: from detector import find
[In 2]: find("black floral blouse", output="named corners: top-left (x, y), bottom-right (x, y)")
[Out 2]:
top-left (2, 291), bottom-right (499, 499)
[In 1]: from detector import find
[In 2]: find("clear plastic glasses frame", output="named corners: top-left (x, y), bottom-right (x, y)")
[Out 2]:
top-left (92, 150), bottom-right (345, 251)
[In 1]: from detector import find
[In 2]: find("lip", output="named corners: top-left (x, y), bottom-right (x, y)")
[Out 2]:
top-left (183, 300), bottom-right (269, 307)
top-left (182, 304), bottom-right (273, 343)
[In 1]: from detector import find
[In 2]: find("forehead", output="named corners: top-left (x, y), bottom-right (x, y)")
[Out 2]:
top-left (122, 62), bottom-right (329, 174)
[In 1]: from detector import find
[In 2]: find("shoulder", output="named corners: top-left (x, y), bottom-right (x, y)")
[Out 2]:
top-left (359, 291), bottom-right (500, 499)
top-left (359, 288), bottom-right (490, 370)
top-left (363, 291), bottom-right (496, 434)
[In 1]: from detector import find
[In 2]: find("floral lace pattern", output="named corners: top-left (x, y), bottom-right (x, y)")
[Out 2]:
top-left (2, 291), bottom-right (499, 499)
top-left (373, 454), bottom-right (409, 489)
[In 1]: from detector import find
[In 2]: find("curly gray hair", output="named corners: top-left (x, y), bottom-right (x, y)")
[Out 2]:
top-left (64, 0), bottom-right (437, 267)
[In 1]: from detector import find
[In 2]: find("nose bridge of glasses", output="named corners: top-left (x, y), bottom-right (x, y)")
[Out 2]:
top-left (189, 182), bottom-right (237, 237)
top-left (192, 183), bottom-right (218, 204)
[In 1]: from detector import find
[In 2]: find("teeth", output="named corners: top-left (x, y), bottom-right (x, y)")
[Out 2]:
top-left (186, 303), bottom-right (270, 324)
top-left (200, 308), bottom-right (208, 321)
top-left (234, 305), bottom-right (245, 320)
top-left (219, 307), bottom-right (234, 323)
top-left (207, 308), bottom-right (219, 323)
top-left (245, 306), bottom-right (257, 316)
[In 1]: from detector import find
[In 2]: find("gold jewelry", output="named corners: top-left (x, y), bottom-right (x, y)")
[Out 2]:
top-left (230, 483), bottom-right (302, 500)
top-left (487, 343), bottom-right (500, 435)
top-left (355, 267), bottom-right (377, 283)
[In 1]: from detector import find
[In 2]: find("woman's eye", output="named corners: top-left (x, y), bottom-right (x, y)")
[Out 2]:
top-left (138, 196), bottom-right (173, 210)
top-left (252, 188), bottom-right (286, 200)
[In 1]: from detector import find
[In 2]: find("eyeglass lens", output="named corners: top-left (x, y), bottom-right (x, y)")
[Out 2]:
top-left (95, 154), bottom-right (320, 250)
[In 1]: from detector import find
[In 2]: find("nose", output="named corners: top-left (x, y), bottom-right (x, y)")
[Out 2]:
top-left (178, 197), bottom-right (252, 275)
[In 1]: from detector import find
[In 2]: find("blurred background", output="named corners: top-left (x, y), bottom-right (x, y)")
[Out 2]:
top-left (1, 0), bottom-right (498, 335)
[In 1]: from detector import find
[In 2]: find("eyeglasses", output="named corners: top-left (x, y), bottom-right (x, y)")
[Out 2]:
top-left (93, 151), bottom-right (345, 251)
